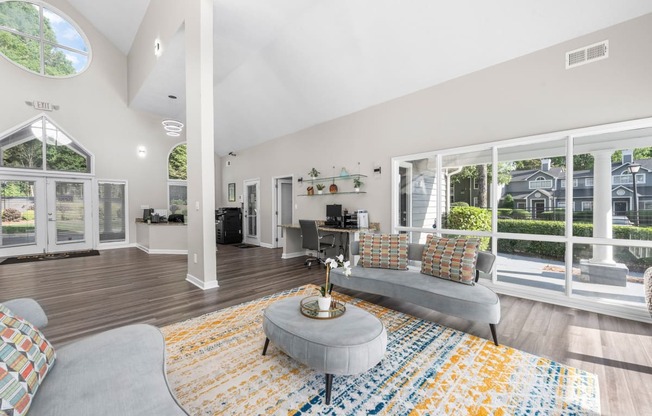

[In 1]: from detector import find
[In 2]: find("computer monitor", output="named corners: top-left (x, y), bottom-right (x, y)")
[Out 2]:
top-left (326, 204), bottom-right (342, 219)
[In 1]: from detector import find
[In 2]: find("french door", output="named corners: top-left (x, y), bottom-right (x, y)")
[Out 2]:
top-left (0, 175), bottom-right (92, 256)
top-left (243, 179), bottom-right (260, 246)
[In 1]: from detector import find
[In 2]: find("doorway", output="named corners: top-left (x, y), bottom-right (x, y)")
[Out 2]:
top-left (1, 175), bottom-right (92, 256)
top-left (272, 176), bottom-right (293, 248)
top-left (613, 200), bottom-right (628, 216)
top-left (532, 200), bottom-right (545, 219)
top-left (243, 178), bottom-right (260, 246)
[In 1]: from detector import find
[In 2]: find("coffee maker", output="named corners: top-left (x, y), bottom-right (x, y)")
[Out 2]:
top-left (356, 210), bottom-right (369, 228)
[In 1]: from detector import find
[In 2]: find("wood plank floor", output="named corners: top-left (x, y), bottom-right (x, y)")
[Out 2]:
top-left (1, 245), bottom-right (650, 415)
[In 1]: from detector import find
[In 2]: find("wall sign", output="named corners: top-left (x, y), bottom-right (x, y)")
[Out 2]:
top-left (25, 100), bottom-right (59, 111)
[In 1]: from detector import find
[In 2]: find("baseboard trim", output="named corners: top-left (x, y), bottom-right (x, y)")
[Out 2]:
top-left (136, 244), bottom-right (187, 255)
top-left (282, 251), bottom-right (307, 259)
top-left (186, 273), bottom-right (219, 290)
top-left (259, 242), bottom-right (274, 249)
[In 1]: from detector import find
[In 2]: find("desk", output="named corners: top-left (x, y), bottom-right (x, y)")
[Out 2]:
top-left (136, 221), bottom-right (187, 254)
top-left (279, 222), bottom-right (379, 260)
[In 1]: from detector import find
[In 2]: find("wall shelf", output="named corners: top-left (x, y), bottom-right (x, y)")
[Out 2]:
top-left (298, 191), bottom-right (367, 197)
top-left (304, 173), bottom-right (367, 184)
top-left (299, 174), bottom-right (367, 196)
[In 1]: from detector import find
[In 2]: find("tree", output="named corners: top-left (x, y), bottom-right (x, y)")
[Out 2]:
top-left (452, 163), bottom-right (514, 208)
top-left (168, 144), bottom-right (187, 180)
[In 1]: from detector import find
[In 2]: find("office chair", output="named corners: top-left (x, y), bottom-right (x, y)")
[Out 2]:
top-left (299, 220), bottom-right (336, 269)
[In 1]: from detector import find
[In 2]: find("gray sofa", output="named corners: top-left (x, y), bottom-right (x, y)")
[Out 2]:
top-left (1, 298), bottom-right (187, 416)
top-left (330, 242), bottom-right (500, 345)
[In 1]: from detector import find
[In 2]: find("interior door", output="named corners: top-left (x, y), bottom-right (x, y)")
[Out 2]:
top-left (276, 178), bottom-right (293, 248)
top-left (243, 179), bottom-right (260, 246)
top-left (46, 178), bottom-right (92, 252)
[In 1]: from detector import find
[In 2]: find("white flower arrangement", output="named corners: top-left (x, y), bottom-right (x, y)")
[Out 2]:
top-left (326, 254), bottom-right (352, 277)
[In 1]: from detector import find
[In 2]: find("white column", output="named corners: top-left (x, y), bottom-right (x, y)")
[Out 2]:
top-left (590, 150), bottom-right (614, 264)
top-left (185, 0), bottom-right (217, 289)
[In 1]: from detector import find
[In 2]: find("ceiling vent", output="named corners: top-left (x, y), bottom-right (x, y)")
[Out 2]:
top-left (566, 40), bottom-right (608, 69)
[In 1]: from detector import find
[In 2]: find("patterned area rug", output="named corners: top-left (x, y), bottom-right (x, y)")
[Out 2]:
top-left (162, 286), bottom-right (600, 415)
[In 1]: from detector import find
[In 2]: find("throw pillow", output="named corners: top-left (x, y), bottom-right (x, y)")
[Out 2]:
top-left (421, 235), bottom-right (480, 285)
top-left (359, 233), bottom-right (409, 270)
top-left (0, 303), bottom-right (56, 416)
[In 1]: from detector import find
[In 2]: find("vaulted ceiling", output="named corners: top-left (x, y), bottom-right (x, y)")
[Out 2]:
top-left (66, 0), bottom-right (652, 155)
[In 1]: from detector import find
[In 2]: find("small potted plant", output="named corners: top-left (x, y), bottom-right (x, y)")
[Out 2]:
top-left (316, 183), bottom-right (325, 194)
top-left (308, 168), bottom-right (320, 179)
top-left (353, 177), bottom-right (363, 192)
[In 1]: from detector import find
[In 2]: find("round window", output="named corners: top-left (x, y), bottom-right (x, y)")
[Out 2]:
top-left (0, 1), bottom-right (91, 77)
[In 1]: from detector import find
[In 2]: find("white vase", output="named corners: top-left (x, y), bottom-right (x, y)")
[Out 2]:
top-left (317, 296), bottom-right (332, 311)
top-left (354, 188), bottom-right (360, 192)
top-left (317, 190), bottom-right (323, 195)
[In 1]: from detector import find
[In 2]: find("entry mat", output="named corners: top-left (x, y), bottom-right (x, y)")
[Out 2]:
top-left (162, 285), bottom-right (600, 415)
top-left (0, 249), bottom-right (99, 265)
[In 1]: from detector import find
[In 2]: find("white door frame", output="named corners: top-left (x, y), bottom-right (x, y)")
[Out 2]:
top-left (0, 175), bottom-right (93, 256)
top-left (271, 175), bottom-right (294, 249)
top-left (243, 178), bottom-right (260, 246)
top-left (0, 175), bottom-right (46, 257)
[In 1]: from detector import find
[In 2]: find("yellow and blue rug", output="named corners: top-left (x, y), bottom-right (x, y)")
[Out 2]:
top-left (162, 286), bottom-right (600, 415)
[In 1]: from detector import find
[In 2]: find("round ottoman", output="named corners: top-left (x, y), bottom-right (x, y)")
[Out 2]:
top-left (262, 296), bottom-right (387, 405)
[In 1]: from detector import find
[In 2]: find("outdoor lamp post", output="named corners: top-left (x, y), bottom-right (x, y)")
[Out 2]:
top-left (629, 163), bottom-right (641, 226)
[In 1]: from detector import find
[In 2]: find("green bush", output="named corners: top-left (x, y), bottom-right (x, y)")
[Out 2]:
top-left (497, 208), bottom-right (512, 217)
top-left (500, 194), bottom-right (514, 209)
top-left (510, 209), bottom-right (532, 219)
top-left (451, 201), bottom-right (469, 207)
top-left (2, 208), bottom-right (21, 222)
top-left (497, 219), bottom-right (652, 271)
top-left (21, 210), bottom-right (35, 221)
top-left (447, 206), bottom-right (491, 250)
top-left (539, 209), bottom-right (565, 221)
top-left (573, 211), bottom-right (593, 222)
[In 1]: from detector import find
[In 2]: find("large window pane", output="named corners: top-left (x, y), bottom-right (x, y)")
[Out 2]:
top-left (99, 183), bottom-right (125, 243)
top-left (497, 238), bottom-right (567, 293)
top-left (0, 117), bottom-right (91, 173)
top-left (442, 149), bottom-right (493, 232)
top-left (496, 139), bottom-right (567, 235)
top-left (44, 45), bottom-right (83, 76)
top-left (1, 180), bottom-right (36, 247)
top-left (56, 182), bottom-right (84, 243)
top-left (169, 184), bottom-right (187, 216)
top-left (573, 243), bottom-right (647, 307)
top-left (43, 8), bottom-right (87, 52)
top-left (574, 132), bottom-right (652, 240)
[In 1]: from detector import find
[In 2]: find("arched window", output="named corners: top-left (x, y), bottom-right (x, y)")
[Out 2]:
top-left (0, 115), bottom-right (92, 173)
top-left (0, 1), bottom-right (91, 77)
top-left (168, 143), bottom-right (187, 216)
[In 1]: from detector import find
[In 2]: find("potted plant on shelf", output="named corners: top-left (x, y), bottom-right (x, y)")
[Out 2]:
top-left (308, 168), bottom-right (320, 179)
top-left (316, 183), bottom-right (325, 194)
top-left (318, 255), bottom-right (351, 312)
top-left (353, 177), bottom-right (363, 192)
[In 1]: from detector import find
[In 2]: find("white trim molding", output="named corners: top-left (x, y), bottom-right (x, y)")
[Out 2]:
top-left (136, 244), bottom-right (187, 255)
top-left (186, 274), bottom-right (219, 290)
top-left (282, 251), bottom-right (307, 259)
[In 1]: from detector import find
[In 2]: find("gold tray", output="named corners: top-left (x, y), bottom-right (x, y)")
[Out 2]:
top-left (300, 296), bottom-right (346, 319)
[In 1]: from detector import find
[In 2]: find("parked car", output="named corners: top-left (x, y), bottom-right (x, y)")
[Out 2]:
top-left (612, 216), bottom-right (634, 226)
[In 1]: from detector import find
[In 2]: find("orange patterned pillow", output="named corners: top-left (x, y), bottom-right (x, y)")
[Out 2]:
top-left (359, 233), bottom-right (409, 270)
top-left (421, 235), bottom-right (479, 285)
top-left (0, 303), bottom-right (56, 416)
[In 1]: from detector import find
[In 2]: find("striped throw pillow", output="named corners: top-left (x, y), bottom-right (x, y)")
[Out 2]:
top-left (359, 233), bottom-right (409, 270)
top-left (421, 235), bottom-right (479, 285)
top-left (0, 303), bottom-right (56, 416)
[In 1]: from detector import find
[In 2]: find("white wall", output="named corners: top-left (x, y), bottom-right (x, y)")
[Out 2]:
top-left (221, 13), bottom-right (652, 245)
top-left (0, 0), bottom-right (177, 244)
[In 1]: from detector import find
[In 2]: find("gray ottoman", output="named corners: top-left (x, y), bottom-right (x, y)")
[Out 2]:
top-left (262, 297), bottom-right (387, 405)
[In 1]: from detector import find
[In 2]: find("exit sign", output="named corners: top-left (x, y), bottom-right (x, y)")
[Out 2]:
top-left (33, 101), bottom-right (53, 111)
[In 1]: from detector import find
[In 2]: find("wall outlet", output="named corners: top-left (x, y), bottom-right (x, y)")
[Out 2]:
top-left (195, 201), bottom-right (200, 211)
top-left (193, 253), bottom-right (198, 263)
